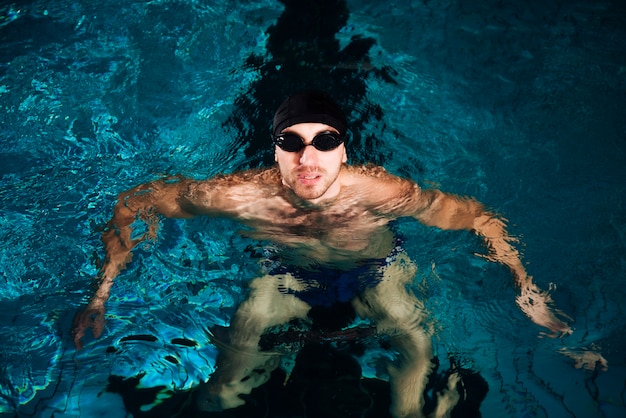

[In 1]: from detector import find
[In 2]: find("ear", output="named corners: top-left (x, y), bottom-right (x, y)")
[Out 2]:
top-left (342, 148), bottom-right (347, 163)
top-left (274, 150), bottom-right (278, 163)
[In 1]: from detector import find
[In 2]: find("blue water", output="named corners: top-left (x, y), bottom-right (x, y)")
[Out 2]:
top-left (1, 0), bottom-right (625, 416)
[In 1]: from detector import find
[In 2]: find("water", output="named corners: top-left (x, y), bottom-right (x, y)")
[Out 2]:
top-left (1, 0), bottom-right (625, 416)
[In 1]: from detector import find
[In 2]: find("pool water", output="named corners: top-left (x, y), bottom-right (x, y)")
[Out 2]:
top-left (1, 0), bottom-right (625, 416)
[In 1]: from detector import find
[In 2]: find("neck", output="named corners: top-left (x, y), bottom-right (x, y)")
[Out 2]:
top-left (282, 183), bottom-right (340, 209)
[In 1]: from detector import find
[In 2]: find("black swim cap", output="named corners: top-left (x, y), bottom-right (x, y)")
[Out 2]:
top-left (272, 91), bottom-right (347, 137)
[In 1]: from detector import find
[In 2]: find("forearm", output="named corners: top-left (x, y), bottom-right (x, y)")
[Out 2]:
top-left (90, 208), bottom-right (137, 304)
top-left (472, 213), bottom-right (528, 284)
top-left (91, 180), bottom-right (184, 303)
top-left (472, 212), bottom-right (572, 336)
top-left (90, 176), bottom-right (225, 305)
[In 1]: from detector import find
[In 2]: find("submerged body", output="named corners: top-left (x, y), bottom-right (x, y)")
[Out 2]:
top-left (74, 94), bottom-right (571, 418)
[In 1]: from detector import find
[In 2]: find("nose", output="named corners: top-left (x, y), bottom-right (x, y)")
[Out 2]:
top-left (299, 144), bottom-right (319, 166)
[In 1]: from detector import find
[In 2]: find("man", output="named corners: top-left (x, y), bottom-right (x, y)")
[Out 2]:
top-left (74, 91), bottom-right (571, 418)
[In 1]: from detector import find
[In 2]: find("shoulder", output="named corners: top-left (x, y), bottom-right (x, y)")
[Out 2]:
top-left (210, 167), bottom-right (281, 185)
top-left (187, 167), bottom-right (281, 194)
top-left (341, 164), bottom-right (413, 189)
top-left (180, 169), bottom-right (280, 196)
top-left (179, 168), bottom-right (281, 211)
top-left (342, 163), bottom-right (389, 178)
top-left (340, 164), bottom-right (423, 214)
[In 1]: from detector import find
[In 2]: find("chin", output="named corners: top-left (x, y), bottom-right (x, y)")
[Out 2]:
top-left (294, 186), bottom-right (326, 201)
top-left (296, 191), bottom-right (323, 201)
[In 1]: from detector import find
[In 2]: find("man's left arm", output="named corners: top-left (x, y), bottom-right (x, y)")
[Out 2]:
top-left (412, 187), bottom-right (572, 337)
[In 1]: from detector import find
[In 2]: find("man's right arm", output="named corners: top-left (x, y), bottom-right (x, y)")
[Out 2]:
top-left (98, 177), bottom-right (214, 294)
top-left (73, 176), bottom-right (223, 348)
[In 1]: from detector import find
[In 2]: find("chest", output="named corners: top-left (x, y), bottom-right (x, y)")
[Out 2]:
top-left (242, 198), bottom-right (390, 254)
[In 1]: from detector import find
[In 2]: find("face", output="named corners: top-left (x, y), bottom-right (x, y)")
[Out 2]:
top-left (274, 123), bottom-right (347, 203)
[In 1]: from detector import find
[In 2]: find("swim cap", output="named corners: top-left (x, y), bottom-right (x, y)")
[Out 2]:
top-left (272, 91), bottom-right (347, 137)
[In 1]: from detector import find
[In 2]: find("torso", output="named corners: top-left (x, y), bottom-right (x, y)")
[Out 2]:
top-left (241, 195), bottom-right (396, 267)
top-left (197, 166), bottom-right (411, 268)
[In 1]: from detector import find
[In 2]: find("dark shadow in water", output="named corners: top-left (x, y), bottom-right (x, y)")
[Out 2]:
top-left (224, 0), bottom-right (398, 168)
top-left (0, 16), bottom-right (75, 68)
top-left (103, 300), bottom-right (488, 417)
top-left (105, 347), bottom-right (488, 418)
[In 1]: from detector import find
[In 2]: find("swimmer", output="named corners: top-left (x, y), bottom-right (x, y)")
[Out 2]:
top-left (74, 91), bottom-right (572, 418)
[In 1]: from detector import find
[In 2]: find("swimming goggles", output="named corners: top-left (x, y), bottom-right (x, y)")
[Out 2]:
top-left (272, 132), bottom-right (344, 152)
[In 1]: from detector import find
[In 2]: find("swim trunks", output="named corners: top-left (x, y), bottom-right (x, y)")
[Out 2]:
top-left (263, 241), bottom-right (405, 307)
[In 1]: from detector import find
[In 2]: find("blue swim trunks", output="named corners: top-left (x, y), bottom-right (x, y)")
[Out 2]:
top-left (264, 241), bottom-right (405, 307)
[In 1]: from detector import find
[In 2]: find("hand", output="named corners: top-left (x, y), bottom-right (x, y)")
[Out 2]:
top-left (73, 298), bottom-right (106, 350)
top-left (516, 283), bottom-right (573, 338)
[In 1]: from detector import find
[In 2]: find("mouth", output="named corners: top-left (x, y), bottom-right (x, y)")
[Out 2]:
top-left (297, 172), bottom-right (322, 184)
